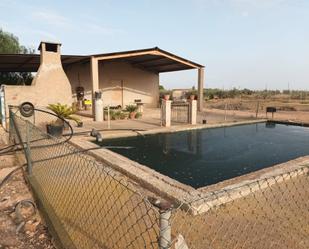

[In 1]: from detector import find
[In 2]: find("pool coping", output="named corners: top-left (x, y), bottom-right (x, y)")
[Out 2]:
top-left (70, 119), bottom-right (309, 215)
top-left (97, 119), bottom-right (268, 140)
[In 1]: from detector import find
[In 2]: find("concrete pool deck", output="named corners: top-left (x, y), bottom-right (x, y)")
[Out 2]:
top-left (72, 115), bottom-right (267, 140)
top-left (69, 119), bottom-right (309, 215)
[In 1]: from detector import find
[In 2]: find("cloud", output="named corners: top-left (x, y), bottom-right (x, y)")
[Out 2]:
top-left (229, 0), bottom-right (305, 8)
top-left (192, 0), bottom-right (306, 9)
top-left (31, 9), bottom-right (124, 37)
top-left (32, 10), bottom-right (72, 28)
top-left (84, 23), bottom-right (125, 36)
top-left (30, 30), bottom-right (58, 41)
top-left (241, 11), bottom-right (249, 17)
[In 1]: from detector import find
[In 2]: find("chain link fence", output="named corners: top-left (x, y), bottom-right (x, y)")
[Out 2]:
top-left (171, 166), bottom-right (309, 249)
top-left (9, 107), bottom-right (163, 249)
top-left (9, 106), bottom-right (309, 249)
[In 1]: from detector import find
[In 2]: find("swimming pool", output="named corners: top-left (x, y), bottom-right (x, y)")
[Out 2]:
top-left (96, 122), bottom-right (309, 188)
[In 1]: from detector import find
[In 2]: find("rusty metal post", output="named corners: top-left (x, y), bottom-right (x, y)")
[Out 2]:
top-left (8, 105), bottom-right (14, 142)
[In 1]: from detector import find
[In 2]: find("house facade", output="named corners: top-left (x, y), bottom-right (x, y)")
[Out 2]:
top-left (0, 41), bottom-right (205, 126)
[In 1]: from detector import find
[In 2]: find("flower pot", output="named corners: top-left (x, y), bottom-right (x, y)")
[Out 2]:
top-left (129, 112), bottom-right (136, 119)
top-left (163, 95), bottom-right (170, 100)
top-left (46, 124), bottom-right (64, 137)
top-left (190, 95), bottom-right (196, 100)
top-left (63, 121), bottom-right (70, 130)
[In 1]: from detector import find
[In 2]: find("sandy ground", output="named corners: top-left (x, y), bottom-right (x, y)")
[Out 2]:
top-left (205, 108), bottom-right (309, 123)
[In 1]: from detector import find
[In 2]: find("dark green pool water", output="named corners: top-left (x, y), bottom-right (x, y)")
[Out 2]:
top-left (97, 122), bottom-right (309, 188)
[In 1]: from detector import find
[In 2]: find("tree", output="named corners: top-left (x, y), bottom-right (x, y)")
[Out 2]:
top-left (159, 84), bottom-right (165, 91)
top-left (0, 29), bottom-right (34, 85)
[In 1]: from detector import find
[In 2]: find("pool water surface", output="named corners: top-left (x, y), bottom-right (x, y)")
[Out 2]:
top-left (97, 122), bottom-right (309, 188)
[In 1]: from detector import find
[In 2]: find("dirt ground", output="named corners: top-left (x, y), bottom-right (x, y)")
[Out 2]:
top-left (205, 98), bottom-right (309, 123)
top-left (0, 136), bottom-right (55, 249)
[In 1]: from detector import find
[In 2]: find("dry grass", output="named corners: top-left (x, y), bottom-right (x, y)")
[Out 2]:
top-left (172, 172), bottom-right (309, 249)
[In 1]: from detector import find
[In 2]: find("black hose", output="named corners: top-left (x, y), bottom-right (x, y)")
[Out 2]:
top-left (0, 144), bottom-right (16, 152)
top-left (0, 165), bottom-right (25, 189)
top-left (2, 107), bottom-right (145, 157)
top-left (63, 128), bottom-right (146, 137)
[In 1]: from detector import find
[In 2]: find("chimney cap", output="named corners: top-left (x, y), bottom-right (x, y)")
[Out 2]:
top-left (38, 41), bottom-right (62, 50)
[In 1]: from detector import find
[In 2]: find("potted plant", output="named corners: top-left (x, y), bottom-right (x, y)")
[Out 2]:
top-left (46, 103), bottom-right (82, 137)
top-left (125, 104), bottom-right (138, 119)
top-left (46, 119), bottom-right (64, 137)
top-left (135, 112), bottom-right (142, 119)
top-left (186, 90), bottom-right (197, 101)
top-left (160, 90), bottom-right (171, 101)
top-left (163, 94), bottom-right (170, 100)
top-left (190, 94), bottom-right (196, 100)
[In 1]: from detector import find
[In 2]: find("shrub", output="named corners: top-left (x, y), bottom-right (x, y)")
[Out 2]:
top-left (135, 112), bottom-right (142, 119)
top-left (47, 103), bottom-right (81, 125)
top-left (125, 104), bottom-right (138, 113)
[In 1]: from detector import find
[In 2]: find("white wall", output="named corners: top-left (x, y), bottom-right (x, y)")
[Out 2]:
top-left (65, 61), bottom-right (160, 108)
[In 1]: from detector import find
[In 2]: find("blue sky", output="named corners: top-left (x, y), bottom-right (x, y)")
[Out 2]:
top-left (1, 0), bottom-right (308, 90)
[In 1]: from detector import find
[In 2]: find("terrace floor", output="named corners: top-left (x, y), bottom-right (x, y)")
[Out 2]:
top-left (73, 107), bottom-right (257, 139)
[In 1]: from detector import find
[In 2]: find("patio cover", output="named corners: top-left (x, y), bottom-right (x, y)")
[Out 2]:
top-left (0, 47), bottom-right (204, 73)
top-left (0, 54), bottom-right (88, 72)
top-left (92, 47), bottom-right (204, 72)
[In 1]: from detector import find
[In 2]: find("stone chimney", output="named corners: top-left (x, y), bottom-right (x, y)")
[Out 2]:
top-left (3, 41), bottom-right (73, 124)
top-left (31, 41), bottom-right (72, 105)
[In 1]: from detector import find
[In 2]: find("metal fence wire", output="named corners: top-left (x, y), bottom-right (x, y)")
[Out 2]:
top-left (171, 102), bottom-right (190, 123)
top-left (9, 107), bottom-right (161, 249)
top-left (171, 166), bottom-right (309, 249)
top-left (9, 107), bottom-right (309, 249)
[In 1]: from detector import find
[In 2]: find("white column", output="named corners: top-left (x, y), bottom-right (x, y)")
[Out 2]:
top-left (162, 100), bottom-right (171, 127)
top-left (91, 56), bottom-right (99, 117)
top-left (189, 100), bottom-right (197, 125)
top-left (197, 67), bottom-right (205, 112)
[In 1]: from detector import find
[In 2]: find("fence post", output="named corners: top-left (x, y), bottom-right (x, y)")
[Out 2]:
top-left (159, 207), bottom-right (172, 249)
top-left (8, 105), bottom-right (14, 142)
top-left (189, 100), bottom-right (197, 125)
top-left (224, 102), bottom-right (227, 121)
top-left (162, 100), bottom-right (171, 127)
top-left (255, 101), bottom-right (260, 119)
top-left (25, 121), bottom-right (33, 175)
top-left (107, 105), bottom-right (111, 129)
